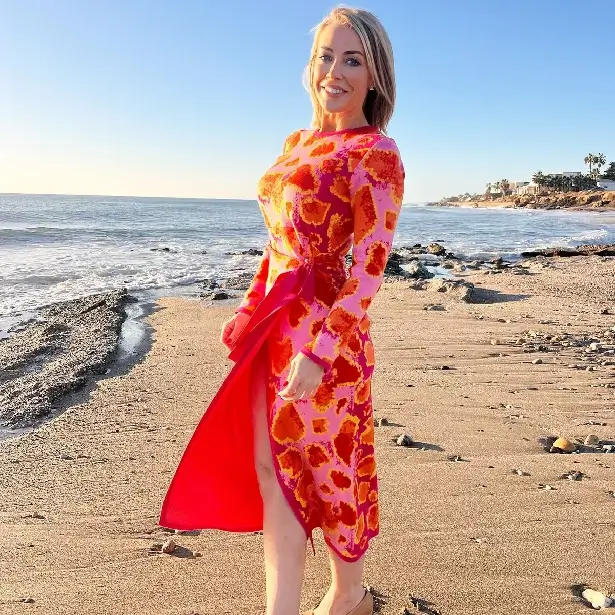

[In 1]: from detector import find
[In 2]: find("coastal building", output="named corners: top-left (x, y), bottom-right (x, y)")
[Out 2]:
top-left (597, 179), bottom-right (615, 191)
top-left (512, 181), bottom-right (530, 195)
top-left (517, 182), bottom-right (540, 195)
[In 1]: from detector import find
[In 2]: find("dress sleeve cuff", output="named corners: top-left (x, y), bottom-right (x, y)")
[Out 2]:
top-left (300, 349), bottom-right (331, 373)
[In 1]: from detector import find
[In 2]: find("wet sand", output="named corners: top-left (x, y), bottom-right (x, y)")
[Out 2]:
top-left (1, 256), bottom-right (614, 614)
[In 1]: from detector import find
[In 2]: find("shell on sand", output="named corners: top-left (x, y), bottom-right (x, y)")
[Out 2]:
top-left (581, 588), bottom-right (613, 609)
top-left (550, 437), bottom-right (576, 453)
top-left (584, 434), bottom-right (600, 446)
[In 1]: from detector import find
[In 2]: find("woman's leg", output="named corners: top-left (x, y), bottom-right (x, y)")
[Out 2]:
top-left (252, 356), bottom-right (307, 615)
top-left (314, 548), bottom-right (366, 615)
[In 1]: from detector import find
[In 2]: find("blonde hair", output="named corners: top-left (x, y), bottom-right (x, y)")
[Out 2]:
top-left (305, 6), bottom-right (396, 133)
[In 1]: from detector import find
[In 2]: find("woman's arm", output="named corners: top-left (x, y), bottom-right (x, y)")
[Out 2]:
top-left (301, 137), bottom-right (405, 370)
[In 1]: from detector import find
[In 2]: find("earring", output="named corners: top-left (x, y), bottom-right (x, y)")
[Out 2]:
top-left (369, 86), bottom-right (376, 92)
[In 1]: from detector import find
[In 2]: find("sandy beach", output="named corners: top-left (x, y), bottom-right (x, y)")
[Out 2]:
top-left (1, 255), bottom-right (614, 615)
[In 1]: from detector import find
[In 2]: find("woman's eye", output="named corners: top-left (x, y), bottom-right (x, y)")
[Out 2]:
top-left (346, 57), bottom-right (361, 67)
top-left (318, 54), bottom-right (333, 62)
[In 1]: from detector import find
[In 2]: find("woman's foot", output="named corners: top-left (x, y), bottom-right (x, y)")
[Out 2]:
top-left (313, 586), bottom-right (371, 615)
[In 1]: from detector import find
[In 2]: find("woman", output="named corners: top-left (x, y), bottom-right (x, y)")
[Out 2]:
top-left (160, 6), bottom-right (404, 615)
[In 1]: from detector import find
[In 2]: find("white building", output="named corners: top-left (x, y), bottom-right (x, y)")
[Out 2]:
top-left (517, 182), bottom-right (540, 195)
top-left (597, 179), bottom-right (615, 191)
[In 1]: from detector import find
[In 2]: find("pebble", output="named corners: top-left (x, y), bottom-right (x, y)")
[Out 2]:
top-left (581, 588), bottom-right (613, 609)
top-left (602, 444), bottom-right (614, 453)
top-left (161, 538), bottom-right (176, 554)
top-left (532, 359), bottom-right (543, 365)
top-left (538, 484), bottom-right (556, 490)
top-left (396, 434), bottom-right (413, 447)
top-left (550, 437), bottom-right (576, 453)
top-left (589, 342), bottom-right (601, 351)
top-left (563, 470), bottom-right (586, 481)
top-left (584, 434), bottom-right (600, 446)
top-left (22, 597), bottom-right (35, 604)
top-left (513, 469), bottom-right (531, 476)
top-left (377, 418), bottom-right (389, 427)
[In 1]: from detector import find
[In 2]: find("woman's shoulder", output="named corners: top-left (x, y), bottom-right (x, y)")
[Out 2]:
top-left (348, 130), bottom-right (400, 154)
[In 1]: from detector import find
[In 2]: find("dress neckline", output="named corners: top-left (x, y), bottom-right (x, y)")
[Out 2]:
top-left (310, 125), bottom-right (380, 137)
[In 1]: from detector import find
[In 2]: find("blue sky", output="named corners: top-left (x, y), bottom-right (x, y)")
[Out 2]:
top-left (1, 0), bottom-right (614, 202)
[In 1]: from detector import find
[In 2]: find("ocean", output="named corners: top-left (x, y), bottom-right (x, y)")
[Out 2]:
top-left (1, 192), bottom-right (615, 337)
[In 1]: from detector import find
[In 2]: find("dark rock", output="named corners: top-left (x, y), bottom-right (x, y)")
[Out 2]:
top-left (225, 248), bottom-right (264, 256)
top-left (521, 244), bottom-right (615, 258)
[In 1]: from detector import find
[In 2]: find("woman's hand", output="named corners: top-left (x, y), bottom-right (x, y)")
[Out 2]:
top-left (221, 312), bottom-right (251, 350)
top-left (278, 353), bottom-right (325, 401)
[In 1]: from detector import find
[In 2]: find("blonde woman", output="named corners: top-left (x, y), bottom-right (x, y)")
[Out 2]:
top-left (160, 6), bottom-right (404, 615)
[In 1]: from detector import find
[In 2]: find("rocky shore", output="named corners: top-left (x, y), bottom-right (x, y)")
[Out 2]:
top-left (431, 189), bottom-right (615, 211)
top-left (0, 290), bottom-right (132, 429)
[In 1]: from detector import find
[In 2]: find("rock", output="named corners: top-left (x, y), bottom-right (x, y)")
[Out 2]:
top-left (532, 359), bottom-right (543, 365)
top-left (225, 248), bottom-right (263, 256)
top-left (538, 484), bottom-right (556, 490)
top-left (22, 597), bottom-right (35, 604)
top-left (396, 433), bottom-right (413, 447)
top-left (589, 342), bottom-right (601, 351)
top-left (406, 261), bottom-right (433, 279)
top-left (223, 272), bottom-right (254, 291)
top-left (193, 551), bottom-right (203, 557)
top-left (423, 304), bottom-right (446, 311)
top-left (426, 242), bottom-right (446, 256)
top-left (211, 291), bottom-right (230, 300)
top-left (584, 434), bottom-right (600, 446)
top-left (377, 418), bottom-right (389, 427)
top-left (161, 538), bottom-right (176, 554)
top-left (550, 437), bottom-right (576, 454)
top-left (425, 278), bottom-right (475, 302)
top-left (513, 469), bottom-right (531, 476)
top-left (441, 260), bottom-right (456, 269)
top-left (603, 444), bottom-right (615, 453)
top-left (581, 588), bottom-right (613, 609)
top-left (562, 470), bottom-right (587, 481)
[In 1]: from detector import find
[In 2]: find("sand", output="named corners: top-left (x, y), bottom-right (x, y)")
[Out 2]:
top-left (1, 256), bottom-right (614, 615)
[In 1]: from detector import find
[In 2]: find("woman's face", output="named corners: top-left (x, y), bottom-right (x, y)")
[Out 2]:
top-left (312, 22), bottom-right (372, 123)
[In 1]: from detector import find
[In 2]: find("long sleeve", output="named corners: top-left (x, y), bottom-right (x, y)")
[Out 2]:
top-left (301, 138), bottom-right (405, 370)
top-left (235, 245), bottom-right (271, 315)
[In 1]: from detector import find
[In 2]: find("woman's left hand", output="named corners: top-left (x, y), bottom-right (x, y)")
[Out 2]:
top-left (278, 353), bottom-right (325, 401)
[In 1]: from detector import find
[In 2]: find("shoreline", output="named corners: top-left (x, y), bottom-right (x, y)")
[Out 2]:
top-left (2, 239), bottom-right (615, 439)
top-left (1, 255), bottom-right (614, 613)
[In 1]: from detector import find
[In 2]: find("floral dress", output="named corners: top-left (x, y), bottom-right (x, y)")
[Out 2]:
top-left (160, 125), bottom-right (404, 562)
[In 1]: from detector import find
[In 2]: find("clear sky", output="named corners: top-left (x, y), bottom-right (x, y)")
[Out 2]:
top-left (1, 0), bottom-right (614, 203)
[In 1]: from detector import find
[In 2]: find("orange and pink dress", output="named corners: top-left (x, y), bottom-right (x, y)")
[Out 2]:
top-left (160, 125), bottom-right (405, 562)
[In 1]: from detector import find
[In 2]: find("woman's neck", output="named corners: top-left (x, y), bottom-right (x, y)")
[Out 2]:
top-left (319, 112), bottom-right (369, 133)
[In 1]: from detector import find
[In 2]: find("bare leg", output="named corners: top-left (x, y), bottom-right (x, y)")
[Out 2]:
top-left (314, 547), bottom-right (366, 615)
top-left (252, 354), bottom-right (307, 615)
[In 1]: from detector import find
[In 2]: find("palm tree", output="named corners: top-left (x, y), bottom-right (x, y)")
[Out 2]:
top-left (584, 153), bottom-right (595, 175)
top-left (532, 171), bottom-right (545, 193)
top-left (500, 178), bottom-right (510, 196)
top-left (594, 153), bottom-right (607, 178)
